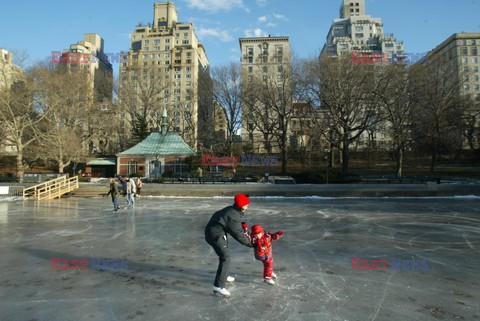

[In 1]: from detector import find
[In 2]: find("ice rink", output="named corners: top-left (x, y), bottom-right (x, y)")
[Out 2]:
top-left (0, 196), bottom-right (479, 321)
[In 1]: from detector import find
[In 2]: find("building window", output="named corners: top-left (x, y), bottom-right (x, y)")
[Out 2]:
top-left (248, 66), bottom-right (253, 73)
top-left (462, 47), bottom-right (468, 55)
top-left (165, 46), bottom-right (170, 50)
top-left (182, 40), bottom-right (189, 45)
top-left (355, 33), bottom-right (364, 38)
top-left (186, 74), bottom-right (191, 78)
top-left (355, 26), bottom-right (363, 31)
top-left (144, 40), bottom-right (149, 45)
top-left (128, 161), bottom-right (138, 175)
top-left (154, 39), bottom-right (160, 44)
top-left (472, 47), bottom-right (478, 56)
top-left (463, 57), bottom-right (468, 64)
top-left (165, 39), bottom-right (170, 43)
top-left (473, 57), bottom-right (478, 64)
top-left (248, 57), bottom-right (253, 63)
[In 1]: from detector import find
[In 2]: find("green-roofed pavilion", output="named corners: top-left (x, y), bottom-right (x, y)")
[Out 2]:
top-left (116, 110), bottom-right (196, 178)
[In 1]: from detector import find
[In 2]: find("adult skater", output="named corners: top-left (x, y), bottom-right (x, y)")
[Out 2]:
top-left (106, 178), bottom-right (120, 211)
top-left (205, 194), bottom-right (253, 297)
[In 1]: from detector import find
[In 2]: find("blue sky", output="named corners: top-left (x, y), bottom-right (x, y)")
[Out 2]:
top-left (1, 0), bottom-right (479, 77)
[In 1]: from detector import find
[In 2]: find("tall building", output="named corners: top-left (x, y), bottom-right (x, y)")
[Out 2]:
top-left (59, 34), bottom-right (115, 155)
top-left (0, 49), bottom-right (22, 90)
top-left (0, 49), bottom-right (24, 155)
top-left (119, 1), bottom-right (209, 148)
top-left (239, 36), bottom-right (291, 153)
top-left (61, 33), bottom-right (113, 102)
top-left (423, 33), bottom-right (480, 149)
top-left (322, 0), bottom-right (405, 62)
top-left (425, 33), bottom-right (480, 99)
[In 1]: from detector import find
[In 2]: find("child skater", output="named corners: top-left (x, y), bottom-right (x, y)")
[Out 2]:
top-left (246, 224), bottom-right (283, 285)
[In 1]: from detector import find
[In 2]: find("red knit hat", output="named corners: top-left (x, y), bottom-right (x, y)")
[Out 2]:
top-left (251, 224), bottom-right (263, 235)
top-left (234, 194), bottom-right (250, 208)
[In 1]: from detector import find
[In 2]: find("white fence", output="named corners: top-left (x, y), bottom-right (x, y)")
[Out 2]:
top-left (0, 186), bottom-right (24, 198)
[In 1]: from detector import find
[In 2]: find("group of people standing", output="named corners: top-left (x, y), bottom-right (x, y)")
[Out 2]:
top-left (107, 176), bottom-right (142, 211)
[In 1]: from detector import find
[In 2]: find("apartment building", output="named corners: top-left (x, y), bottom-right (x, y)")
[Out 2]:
top-left (239, 36), bottom-right (291, 153)
top-left (322, 0), bottom-right (405, 62)
top-left (0, 49), bottom-right (22, 90)
top-left (119, 1), bottom-right (209, 149)
top-left (0, 49), bottom-right (24, 155)
top-left (425, 33), bottom-right (480, 99)
top-left (321, 0), bottom-right (405, 151)
top-left (60, 34), bottom-right (115, 155)
top-left (423, 33), bottom-right (480, 149)
top-left (61, 33), bottom-right (113, 102)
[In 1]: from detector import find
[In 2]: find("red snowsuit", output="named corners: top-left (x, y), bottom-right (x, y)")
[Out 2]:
top-left (251, 232), bottom-right (281, 279)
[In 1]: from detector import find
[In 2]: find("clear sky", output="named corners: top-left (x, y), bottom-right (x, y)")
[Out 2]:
top-left (1, 0), bottom-right (479, 77)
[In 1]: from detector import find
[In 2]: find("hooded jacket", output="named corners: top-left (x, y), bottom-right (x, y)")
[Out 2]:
top-left (205, 205), bottom-right (252, 247)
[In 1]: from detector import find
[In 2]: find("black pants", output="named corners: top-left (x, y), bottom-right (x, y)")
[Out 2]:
top-left (206, 235), bottom-right (230, 288)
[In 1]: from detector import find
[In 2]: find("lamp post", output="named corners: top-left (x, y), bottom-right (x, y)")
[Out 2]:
top-left (324, 148), bottom-right (329, 184)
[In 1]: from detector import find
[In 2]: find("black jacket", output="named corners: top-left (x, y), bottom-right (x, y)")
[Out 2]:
top-left (205, 205), bottom-right (252, 247)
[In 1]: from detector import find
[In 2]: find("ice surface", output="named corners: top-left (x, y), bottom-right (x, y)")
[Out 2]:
top-left (0, 197), bottom-right (479, 321)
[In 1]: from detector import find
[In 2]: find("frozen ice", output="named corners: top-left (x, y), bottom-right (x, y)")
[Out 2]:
top-left (0, 197), bottom-right (479, 320)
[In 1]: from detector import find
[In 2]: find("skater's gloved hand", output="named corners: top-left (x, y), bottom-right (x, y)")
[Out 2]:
top-left (241, 222), bottom-right (248, 231)
top-left (276, 231), bottom-right (283, 237)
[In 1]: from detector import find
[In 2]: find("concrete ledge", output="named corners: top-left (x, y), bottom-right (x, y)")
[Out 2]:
top-left (70, 182), bottom-right (480, 198)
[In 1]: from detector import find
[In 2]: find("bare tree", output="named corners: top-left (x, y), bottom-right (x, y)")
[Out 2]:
top-left (373, 63), bottom-right (417, 177)
top-left (243, 58), bottom-right (296, 174)
top-left (29, 64), bottom-right (92, 173)
top-left (197, 67), bottom-right (215, 148)
top-left (460, 95), bottom-right (480, 152)
top-left (410, 61), bottom-right (465, 172)
top-left (302, 56), bottom-right (381, 174)
top-left (0, 62), bottom-right (52, 182)
top-left (212, 63), bottom-right (243, 147)
top-left (117, 68), bottom-right (169, 141)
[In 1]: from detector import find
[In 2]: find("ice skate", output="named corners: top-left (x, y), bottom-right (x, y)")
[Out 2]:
top-left (264, 278), bottom-right (275, 285)
top-left (213, 286), bottom-right (231, 296)
top-left (226, 276), bottom-right (235, 282)
top-left (271, 272), bottom-right (277, 279)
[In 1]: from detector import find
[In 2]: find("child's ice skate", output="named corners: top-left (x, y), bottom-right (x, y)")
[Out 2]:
top-left (272, 272), bottom-right (277, 279)
top-left (226, 276), bottom-right (235, 282)
top-left (264, 278), bottom-right (275, 285)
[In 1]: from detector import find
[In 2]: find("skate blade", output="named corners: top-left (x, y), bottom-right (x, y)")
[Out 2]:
top-left (212, 291), bottom-right (230, 298)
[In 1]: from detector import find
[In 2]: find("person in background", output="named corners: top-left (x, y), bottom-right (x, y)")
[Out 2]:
top-left (126, 177), bottom-right (136, 207)
top-left (196, 167), bottom-right (203, 184)
top-left (136, 178), bottom-right (142, 197)
top-left (106, 178), bottom-right (120, 212)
